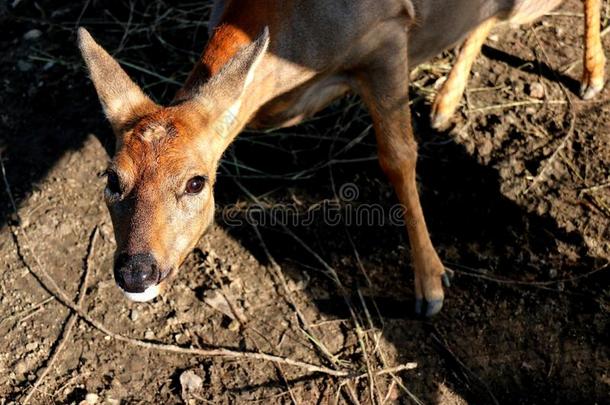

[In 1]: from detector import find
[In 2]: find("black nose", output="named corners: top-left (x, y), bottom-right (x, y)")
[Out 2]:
top-left (114, 253), bottom-right (160, 293)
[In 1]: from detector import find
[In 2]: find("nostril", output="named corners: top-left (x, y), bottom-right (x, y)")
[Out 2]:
top-left (113, 253), bottom-right (160, 293)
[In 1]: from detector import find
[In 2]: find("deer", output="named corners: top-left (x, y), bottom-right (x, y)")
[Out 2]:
top-left (78, 0), bottom-right (606, 317)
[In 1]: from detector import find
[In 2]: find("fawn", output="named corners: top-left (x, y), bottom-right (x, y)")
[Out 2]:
top-left (79, 0), bottom-right (605, 316)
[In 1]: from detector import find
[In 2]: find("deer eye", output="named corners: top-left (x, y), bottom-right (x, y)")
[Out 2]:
top-left (105, 169), bottom-right (122, 196)
top-left (185, 176), bottom-right (206, 194)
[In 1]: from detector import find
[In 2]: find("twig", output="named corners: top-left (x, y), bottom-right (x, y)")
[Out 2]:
top-left (524, 113), bottom-right (575, 193)
top-left (250, 224), bottom-right (341, 367)
top-left (0, 151), bottom-right (20, 222)
top-left (446, 261), bottom-right (608, 287)
top-left (355, 363), bottom-right (417, 380)
top-left (429, 329), bottom-right (499, 405)
top-left (21, 226), bottom-right (99, 404)
top-left (381, 380), bottom-right (397, 405)
top-left (524, 27), bottom-right (576, 194)
top-left (345, 229), bottom-right (372, 287)
top-left (579, 180), bottom-right (610, 195)
top-left (116, 59), bottom-right (182, 86)
top-left (468, 99), bottom-right (566, 113)
top-left (0, 296), bottom-right (55, 327)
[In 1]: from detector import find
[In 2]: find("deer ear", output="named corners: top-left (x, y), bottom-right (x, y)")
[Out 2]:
top-left (190, 27), bottom-right (270, 118)
top-left (77, 28), bottom-right (159, 134)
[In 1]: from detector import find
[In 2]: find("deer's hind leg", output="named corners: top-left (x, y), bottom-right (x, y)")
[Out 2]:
top-left (356, 34), bottom-right (449, 316)
top-left (430, 17), bottom-right (497, 129)
top-left (581, 0), bottom-right (606, 99)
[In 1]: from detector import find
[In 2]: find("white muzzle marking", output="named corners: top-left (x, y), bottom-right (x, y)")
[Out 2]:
top-left (122, 284), bottom-right (160, 302)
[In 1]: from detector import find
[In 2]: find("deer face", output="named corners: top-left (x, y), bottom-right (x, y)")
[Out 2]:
top-left (78, 27), bottom-right (268, 301)
top-left (104, 112), bottom-right (217, 300)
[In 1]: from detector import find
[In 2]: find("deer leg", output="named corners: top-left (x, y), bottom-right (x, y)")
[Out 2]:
top-left (581, 0), bottom-right (606, 99)
top-left (430, 17), bottom-right (497, 129)
top-left (358, 42), bottom-right (449, 316)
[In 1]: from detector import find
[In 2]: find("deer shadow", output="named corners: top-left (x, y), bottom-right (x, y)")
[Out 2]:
top-left (213, 97), bottom-right (608, 403)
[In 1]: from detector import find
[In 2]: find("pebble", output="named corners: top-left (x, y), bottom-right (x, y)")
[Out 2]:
top-left (17, 60), bottom-right (33, 72)
top-left (528, 82), bottom-right (545, 99)
top-left (144, 330), bottom-right (155, 340)
top-left (180, 370), bottom-right (203, 393)
top-left (25, 342), bottom-right (38, 352)
top-left (23, 29), bottom-right (42, 40)
top-left (85, 393), bottom-right (99, 404)
top-left (228, 319), bottom-right (240, 332)
top-left (14, 359), bottom-right (28, 376)
top-left (129, 309), bottom-right (139, 322)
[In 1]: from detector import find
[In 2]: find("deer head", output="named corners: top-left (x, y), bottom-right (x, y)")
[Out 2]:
top-left (78, 27), bottom-right (269, 301)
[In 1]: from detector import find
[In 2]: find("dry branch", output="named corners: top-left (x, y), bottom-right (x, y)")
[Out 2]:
top-left (21, 226), bottom-right (99, 404)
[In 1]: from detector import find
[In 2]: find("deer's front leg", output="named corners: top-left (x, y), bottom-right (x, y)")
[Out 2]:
top-left (377, 135), bottom-right (449, 316)
top-left (358, 41), bottom-right (449, 316)
top-left (581, 0), bottom-right (606, 99)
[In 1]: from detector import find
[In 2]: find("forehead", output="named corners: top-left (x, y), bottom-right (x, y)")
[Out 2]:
top-left (114, 110), bottom-right (210, 174)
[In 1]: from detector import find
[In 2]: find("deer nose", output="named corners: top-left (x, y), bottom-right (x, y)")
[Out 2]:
top-left (113, 253), bottom-right (160, 293)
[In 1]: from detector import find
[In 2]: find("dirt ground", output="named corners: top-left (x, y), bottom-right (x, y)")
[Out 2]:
top-left (1, 1), bottom-right (609, 404)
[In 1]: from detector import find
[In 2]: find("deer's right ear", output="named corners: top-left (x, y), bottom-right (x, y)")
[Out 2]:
top-left (77, 28), bottom-right (159, 135)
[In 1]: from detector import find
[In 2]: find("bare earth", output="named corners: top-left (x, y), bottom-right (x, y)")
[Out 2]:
top-left (1, 0), bottom-right (609, 403)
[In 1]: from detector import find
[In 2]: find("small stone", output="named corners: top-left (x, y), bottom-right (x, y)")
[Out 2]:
top-left (17, 60), bottom-right (33, 72)
top-left (25, 342), bottom-right (38, 352)
top-left (227, 319), bottom-right (240, 332)
top-left (528, 82), bottom-right (545, 99)
top-left (85, 393), bottom-right (99, 404)
top-left (287, 271), bottom-right (310, 292)
top-left (129, 309), bottom-right (139, 322)
top-left (23, 29), bottom-right (42, 40)
top-left (203, 290), bottom-right (234, 319)
top-left (14, 360), bottom-right (28, 376)
top-left (144, 330), bottom-right (155, 340)
top-left (180, 370), bottom-right (203, 396)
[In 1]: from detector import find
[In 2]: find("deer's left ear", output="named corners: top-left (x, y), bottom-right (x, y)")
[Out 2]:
top-left (78, 28), bottom-right (159, 135)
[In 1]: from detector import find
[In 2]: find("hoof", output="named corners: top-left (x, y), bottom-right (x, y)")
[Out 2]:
top-left (415, 298), bottom-right (423, 315)
top-left (425, 299), bottom-right (444, 317)
top-left (414, 298), bottom-right (444, 317)
top-left (580, 79), bottom-right (605, 100)
top-left (415, 270), bottom-right (453, 317)
top-left (430, 109), bottom-right (452, 130)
